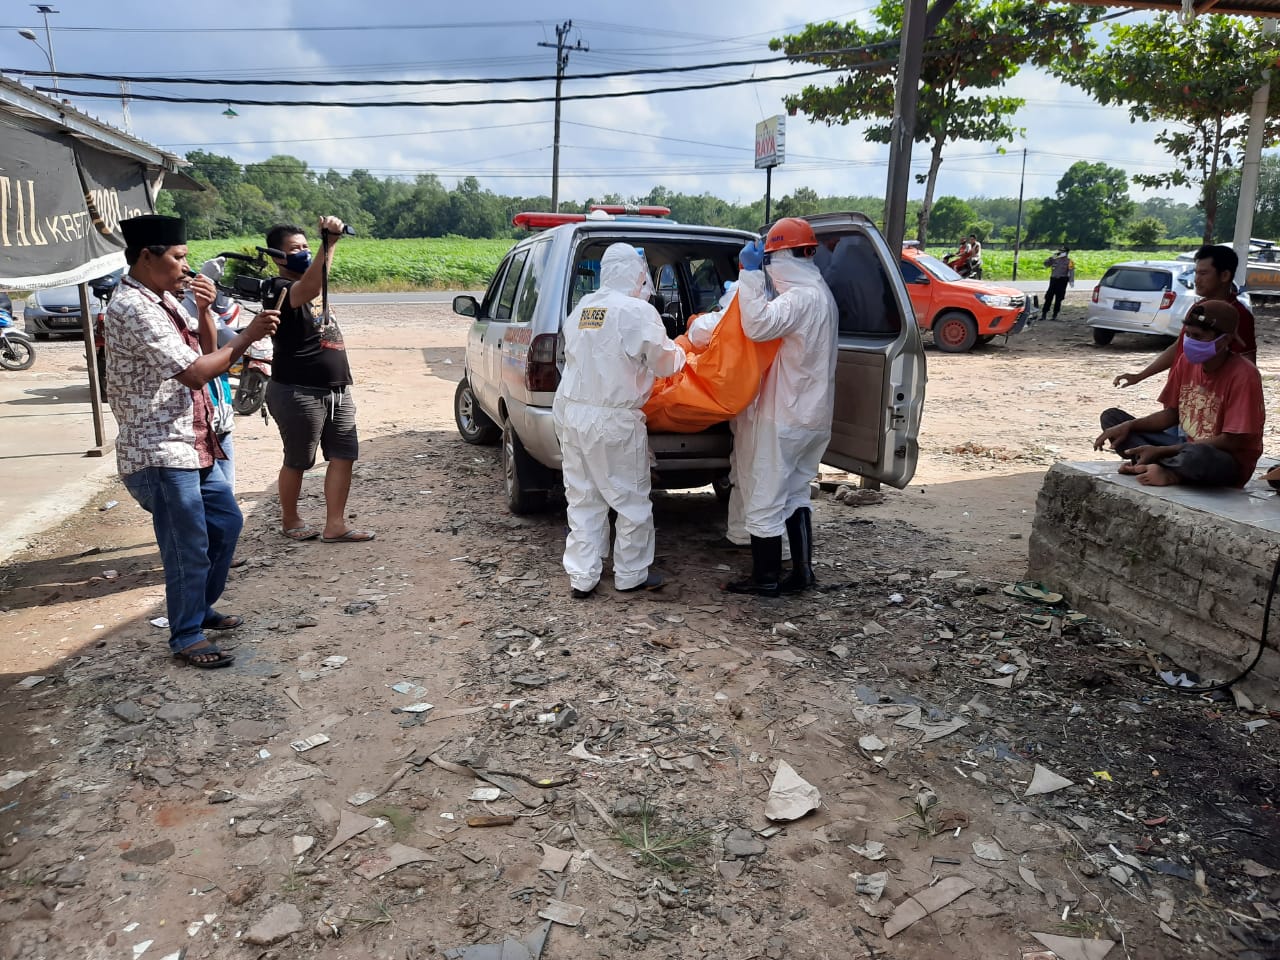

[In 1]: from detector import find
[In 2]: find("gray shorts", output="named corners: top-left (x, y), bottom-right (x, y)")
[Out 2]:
top-left (267, 381), bottom-right (359, 470)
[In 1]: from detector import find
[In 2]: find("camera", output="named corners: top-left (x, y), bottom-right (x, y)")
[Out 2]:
top-left (230, 273), bottom-right (290, 304)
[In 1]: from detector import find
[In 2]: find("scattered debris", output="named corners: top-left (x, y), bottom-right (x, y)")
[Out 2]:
top-left (537, 899), bottom-right (586, 927)
top-left (1030, 933), bottom-right (1115, 960)
top-left (1024, 763), bottom-right (1074, 797)
top-left (883, 876), bottom-right (974, 939)
top-left (289, 733), bottom-right (330, 753)
top-left (353, 842), bottom-right (436, 879)
top-left (763, 761), bottom-right (821, 822)
top-left (243, 903), bottom-right (304, 946)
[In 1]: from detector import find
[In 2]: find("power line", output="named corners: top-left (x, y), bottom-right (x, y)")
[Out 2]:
top-left (38, 63), bottom-right (883, 108)
top-left (7, 44), bottom-right (895, 87)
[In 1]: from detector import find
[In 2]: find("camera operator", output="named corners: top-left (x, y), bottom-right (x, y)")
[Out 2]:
top-left (264, 216), bottom-right (374, 544)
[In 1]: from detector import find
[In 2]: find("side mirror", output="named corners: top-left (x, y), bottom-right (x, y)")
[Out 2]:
top-left (453, 295), bottom-right (479, 318)
top-left (911, 276), bottom-right (930, 285)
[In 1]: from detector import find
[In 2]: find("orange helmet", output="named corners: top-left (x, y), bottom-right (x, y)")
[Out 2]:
top-left (763, 217), bottom-right (817, 254)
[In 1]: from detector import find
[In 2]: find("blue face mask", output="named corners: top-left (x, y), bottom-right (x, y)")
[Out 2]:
top-left (1183, 333), bottom-right (1225, 365)
top-left (284, 250), bottom-right (312, 274)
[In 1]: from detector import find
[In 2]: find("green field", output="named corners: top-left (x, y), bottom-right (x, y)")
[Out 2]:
top-left (184, 236), bottom-right (1181, 290)
top-left (186, 236), bottom-right (515, 291)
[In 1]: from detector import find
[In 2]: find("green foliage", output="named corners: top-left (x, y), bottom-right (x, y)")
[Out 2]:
top-left (186, 236), bottom-right (513, 290)
top-left (1126, 216), bottom-right (1167, 246)
top-left (770, 0), bottom-right (1099, 244)
top-left (1215, 155), bottom-right (1280, 243)
top-left (1028, 161), bottom-right (1133, 247)
top-left (927, 196), bottom-right (976, 242)
top-left (1054, 13), bottom-right (1280, 243)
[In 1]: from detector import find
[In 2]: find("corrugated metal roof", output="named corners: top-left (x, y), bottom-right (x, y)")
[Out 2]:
top-left (1074, 0), bottom-right (1280, 16)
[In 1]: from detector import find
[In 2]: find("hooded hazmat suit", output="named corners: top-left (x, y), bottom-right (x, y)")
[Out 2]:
top-left (553, 243), bottom-right (687, 593)
top-left (734, 249), bottom-right (838, 539)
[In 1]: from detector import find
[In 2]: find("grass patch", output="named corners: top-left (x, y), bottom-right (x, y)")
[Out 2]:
top-left (613, 800), bottom-right (710, 872)
top-left (368, 806), bottom-right (416, 839)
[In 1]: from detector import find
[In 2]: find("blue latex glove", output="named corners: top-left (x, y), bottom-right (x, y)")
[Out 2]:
top-left (739, 239), bottom-right (764, 272)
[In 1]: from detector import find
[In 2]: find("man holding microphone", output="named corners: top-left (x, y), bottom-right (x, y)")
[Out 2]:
top-left (103, 215), bottom-right (280, 668)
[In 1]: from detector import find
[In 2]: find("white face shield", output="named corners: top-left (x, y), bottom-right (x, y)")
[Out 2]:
top-left (764, 247), bottom-right (824, 293)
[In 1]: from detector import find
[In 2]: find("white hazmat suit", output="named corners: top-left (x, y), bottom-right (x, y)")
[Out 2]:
top-left (553, 244), bottom-right (687, 593)
top-left (734, 251), bottom-right (838, 538)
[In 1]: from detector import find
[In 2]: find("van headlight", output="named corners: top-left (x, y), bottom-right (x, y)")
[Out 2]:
top-left (976, 293), bottom-right (1015, 308)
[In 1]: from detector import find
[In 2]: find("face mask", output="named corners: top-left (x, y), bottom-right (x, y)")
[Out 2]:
top-left (1183, 333), bottom-right (1225, 365)
top-left (284, 250), bottom-right (312, 274)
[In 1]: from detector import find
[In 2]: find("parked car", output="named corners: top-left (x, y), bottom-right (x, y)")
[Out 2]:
top-left (22, 270), bottom-right (122, 339)
top-left (453, 210), bottom-right (928, 515)
top-left (898, 246), bottom-right (1030, 352)
top-left (1086, 260), bottom-right (1251, 346)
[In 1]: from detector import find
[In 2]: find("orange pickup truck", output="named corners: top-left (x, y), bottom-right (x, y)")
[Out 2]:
top-left (899, 245), bottom-right (1031, 352)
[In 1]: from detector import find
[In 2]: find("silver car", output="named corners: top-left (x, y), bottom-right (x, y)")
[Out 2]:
top-left (23, 270), bottom-right (121, 339)
top-left (453, 211), bottom-right (928, 515)
top-left (1088, 260), bottom-right (1204, 346)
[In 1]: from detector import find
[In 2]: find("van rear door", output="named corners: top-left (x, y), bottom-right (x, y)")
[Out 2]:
top-left (806, 213), bottom-right (927, 488)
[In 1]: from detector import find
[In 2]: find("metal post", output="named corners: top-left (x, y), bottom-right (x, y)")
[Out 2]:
top-left (1012, 147), bottom-right (1027, 281)
top-left (764, 166), bottom-right (773, 224)
top-left (883, 0), bottom-right (927, 252)
top-left (77, 282), bottom-right (108, 456)
top-left (1232, 18), bottom-right (1276, 286)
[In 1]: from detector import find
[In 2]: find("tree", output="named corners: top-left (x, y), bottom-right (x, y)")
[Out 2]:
top-left (1029, 161), bottom-right (1133, 247)
top-left (771, 0), bottom-right (1098, 246)
top-left (773, 186), bottom-right (821, 220)
top-left (1215, 155), bottom-right (1280, 244)
top-left (928, 196), bottom-right (976, 241)
top-left (1055, 13), bottom-right (1279, 243)
top-left (1126, 216), bottom-right (1167, 246)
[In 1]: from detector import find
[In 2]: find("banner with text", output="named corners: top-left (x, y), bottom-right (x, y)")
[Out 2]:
top-left (0, 118), bottom-right (154, 289)
top-left (754, 115), bottom-right (786, 170)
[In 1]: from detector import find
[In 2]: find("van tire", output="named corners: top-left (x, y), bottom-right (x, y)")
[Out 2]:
top-left (503, 419), bottom-right (548, 515)
top-left (455, 377), bottom-right (500, 445)
top-left (1092, 328), bottom-right (1116, 346)
top-left (933, 311), bottom-right (978, 353)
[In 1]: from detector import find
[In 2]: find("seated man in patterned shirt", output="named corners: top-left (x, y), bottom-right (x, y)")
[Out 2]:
top-left (103, 215), bottom-right (279, 667)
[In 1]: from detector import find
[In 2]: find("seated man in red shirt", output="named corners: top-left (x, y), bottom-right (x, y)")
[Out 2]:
top-left (1113, 244), bottom-right (1256, 389)
top-left (1095, 300), bottom-right (1263, 488)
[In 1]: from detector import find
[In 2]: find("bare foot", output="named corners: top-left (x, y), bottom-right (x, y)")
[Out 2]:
top-left (1137, 464), bottom-right (1179, 487)
top-left (1118, 462), bottom-right (1148, 476)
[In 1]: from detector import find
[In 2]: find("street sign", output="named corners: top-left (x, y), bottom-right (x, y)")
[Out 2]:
top-left (754, 115), bottom-right (786, 170)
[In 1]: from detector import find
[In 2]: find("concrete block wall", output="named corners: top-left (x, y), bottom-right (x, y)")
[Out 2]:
top-left (1027, 462), bottom-right (1280, 704)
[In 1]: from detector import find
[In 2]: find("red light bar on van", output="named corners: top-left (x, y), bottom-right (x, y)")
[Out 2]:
top-left (513, 212), bottom-right (588, 229)
top-left (587, 204), bottom-right (671, 216)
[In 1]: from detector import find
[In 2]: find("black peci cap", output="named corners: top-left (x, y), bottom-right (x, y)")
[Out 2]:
top-left (121, 215), bottom-right (186, 248)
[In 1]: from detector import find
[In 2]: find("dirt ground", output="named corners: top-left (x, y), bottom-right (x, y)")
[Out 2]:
top-left (1, 293), bottom-right (1278, 960)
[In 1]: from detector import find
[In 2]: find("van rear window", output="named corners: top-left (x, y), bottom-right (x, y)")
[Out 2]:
top-left (1100, 268), bottom-right (1171, 293)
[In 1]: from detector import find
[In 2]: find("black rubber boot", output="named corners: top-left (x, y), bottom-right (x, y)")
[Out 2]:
top-left (780, 508), bottom-right (816, 594)
top-left (725, 536), bottom-right (782, 597)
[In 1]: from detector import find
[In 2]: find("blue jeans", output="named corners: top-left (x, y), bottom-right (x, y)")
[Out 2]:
top-left (122, 462), bottom-right (243, 654)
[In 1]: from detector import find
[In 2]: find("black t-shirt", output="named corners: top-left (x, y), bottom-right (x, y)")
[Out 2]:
top-left (270, 283), bottom-right (353, 389)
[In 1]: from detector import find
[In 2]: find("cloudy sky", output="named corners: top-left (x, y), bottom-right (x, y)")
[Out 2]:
top-left (1, 1), bottom-right (1269, 206)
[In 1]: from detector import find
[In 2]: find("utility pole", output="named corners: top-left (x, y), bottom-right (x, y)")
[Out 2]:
top-left (1012, 147), bottom-right (1027, 280)
top-left (538, 20), bottom-right (587, 212)
top-left (120, 80), bottom-right (132, 134)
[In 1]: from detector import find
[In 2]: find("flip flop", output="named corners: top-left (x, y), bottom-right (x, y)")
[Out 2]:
top-left (320, 529), bottom-right (376, 544)
top-left (202, 613), bottom-right (243, 631)
top-left (281, 525), bottom-right (320, 541)
top-left (173, 642), bottom-right (235, 669)
top-left (1021, 613), bottom-right (1054, 630)
top-left (1002, 582), bottom-right (1064, 604)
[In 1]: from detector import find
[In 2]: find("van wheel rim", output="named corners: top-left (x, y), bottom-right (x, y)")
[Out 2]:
top-left (458, 387), bottom-right (477, 433)
top-left (504, 432), bottom-right (517, 494)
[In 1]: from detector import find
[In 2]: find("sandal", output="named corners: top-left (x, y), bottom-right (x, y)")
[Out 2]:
top-left (1002, 581), bottom-right (1064, 605)
top-left (320, 529), bottom-right (376, 544)
top-left (173, 642), bottom-right (235, 669)
top-left (202, 613), bottom-right (243, 631)
top-left (281, 525), bottom-right (320, 541)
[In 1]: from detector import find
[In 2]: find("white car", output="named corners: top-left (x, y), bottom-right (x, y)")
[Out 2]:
top-left (1087, 260), bottom-right (1250, 346)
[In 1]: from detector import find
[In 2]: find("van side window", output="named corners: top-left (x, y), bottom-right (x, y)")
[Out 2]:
top-left (688, 258), bottom-right (723, 313)
top-left (480, 256), bottom-right (513, 317)
top-left (815, 233), bottom-right (903, 337)
top-left (494, 250), bottom-right (529, 320)
top-left (514, 240), bottom-right (550, 325)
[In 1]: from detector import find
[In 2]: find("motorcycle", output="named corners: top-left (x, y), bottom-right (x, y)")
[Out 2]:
top-left (196, 252), bottom-right (275, 417)
top-left (0, 291), bottom-right (36, 371)
top-left (942, 251), bottom-right (984, 280)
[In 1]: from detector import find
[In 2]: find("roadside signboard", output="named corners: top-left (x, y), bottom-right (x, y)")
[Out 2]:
top-left (754, 115), bottom-right (786, 170)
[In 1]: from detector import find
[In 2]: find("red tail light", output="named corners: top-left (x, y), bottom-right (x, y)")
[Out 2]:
top-left (525, 333), bottom-right (561, 392)
top-left (1159, 290), bottom-right (1176, 310)
top-left (1091, 284), bottom-right (1100, 303)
